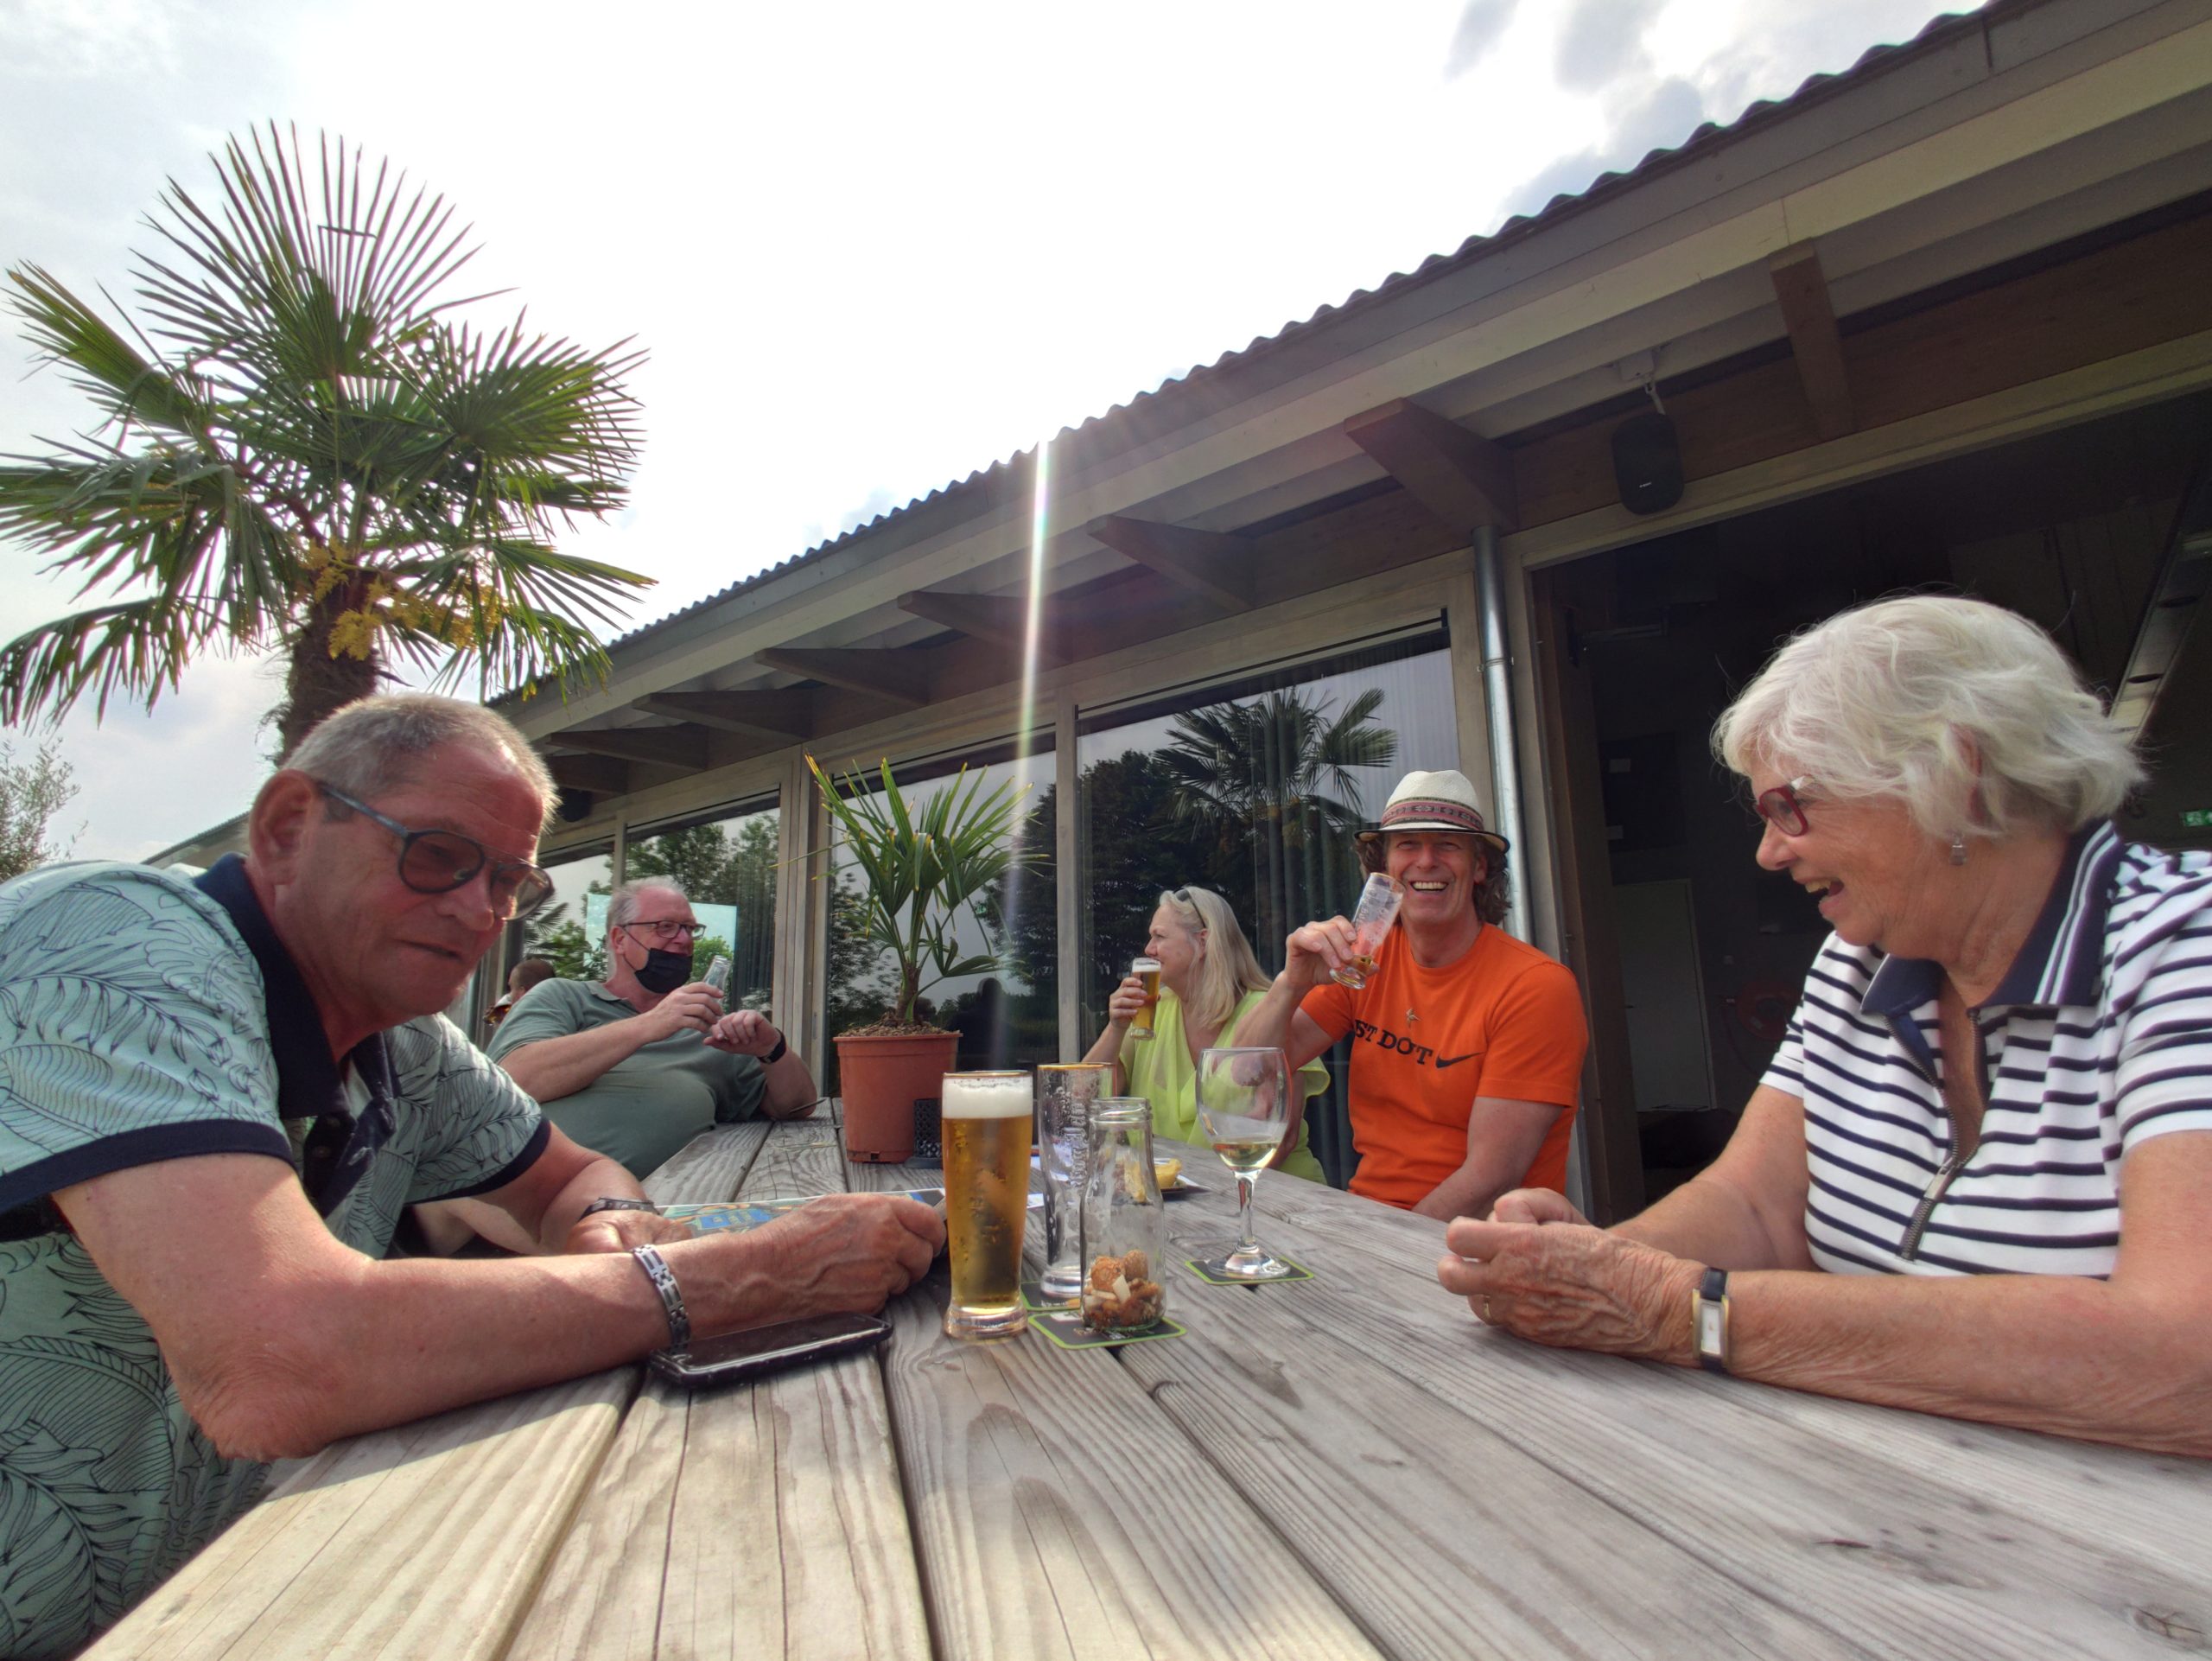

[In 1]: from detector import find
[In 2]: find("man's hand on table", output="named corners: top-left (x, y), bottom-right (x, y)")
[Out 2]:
top-left (1437, 1188), bottom-right (1700, 1363)
top-left (672, 1193), bottom-right (946, 1331)
top-left (564, 1206), bottom-right (696, 1255)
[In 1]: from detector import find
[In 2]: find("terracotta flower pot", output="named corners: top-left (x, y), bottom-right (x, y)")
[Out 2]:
top-left (836, 1030), bottom-right (960, 1162)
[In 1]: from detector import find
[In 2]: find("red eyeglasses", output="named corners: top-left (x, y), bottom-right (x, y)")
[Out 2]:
top-left (1754, 776), bottom-right (1815, 837)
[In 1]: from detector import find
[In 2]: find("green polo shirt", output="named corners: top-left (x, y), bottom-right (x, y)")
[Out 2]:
top-left (487, 980), bottom-right (766, 1179)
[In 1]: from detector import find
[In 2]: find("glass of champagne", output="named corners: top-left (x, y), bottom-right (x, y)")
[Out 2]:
top-left (1330, 873), bottom-right (1405, 990)
top-left (1126, 956), bottom-right (1162, 1041)
top-left (1194, 1047), bottom-right (1296, 1281)
top-left (941, 1070), bottom-right (1032, 1339)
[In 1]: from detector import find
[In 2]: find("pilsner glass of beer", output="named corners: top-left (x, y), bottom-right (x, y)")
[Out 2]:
top-left (941, 1070), bottom-right (1033, 1339)
top-left (1331, 874), bottom-right (1406, 990)
top-left (1126, 956), bottom-right (1163, 1041)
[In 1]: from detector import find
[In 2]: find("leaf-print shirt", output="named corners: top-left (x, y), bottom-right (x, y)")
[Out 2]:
top-left (0, 856), bottom-right (546, 1658)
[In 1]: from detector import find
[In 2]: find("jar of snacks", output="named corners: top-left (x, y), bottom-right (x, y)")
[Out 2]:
top-left (1077, 1098), bottom-right (1167, 1333)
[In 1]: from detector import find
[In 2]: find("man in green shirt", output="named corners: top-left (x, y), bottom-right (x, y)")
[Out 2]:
top-left (0, 697), bottom-right (941, 1658)
top-left (488, 879), bottom-right (819, 1180)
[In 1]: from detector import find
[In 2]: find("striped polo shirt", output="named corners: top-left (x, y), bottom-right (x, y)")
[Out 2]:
top-left (1764, 823), bottom-right (2212, 1278)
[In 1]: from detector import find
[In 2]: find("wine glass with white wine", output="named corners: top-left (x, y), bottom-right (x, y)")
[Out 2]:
top-left (1195, 1047), bottom-right (1296, 1281)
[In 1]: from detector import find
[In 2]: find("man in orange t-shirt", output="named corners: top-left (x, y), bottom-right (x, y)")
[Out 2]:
top-left (1236, 770), bottom-right (1588, 1218)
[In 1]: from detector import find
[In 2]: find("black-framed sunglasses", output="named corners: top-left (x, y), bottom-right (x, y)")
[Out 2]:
top-left (1754, 775), bottom-right (1815, 837)
top-left (315, 781), bottom-right (555, 921)
top-left (620, 919), bottom-right (706, 945)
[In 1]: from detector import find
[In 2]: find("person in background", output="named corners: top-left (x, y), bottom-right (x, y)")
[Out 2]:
top-left (0, 695), bottom-right (941, 1658)
top-left (1234, 769), bottom-right (1588, 1219)
top-left (1083, 886), bottom-right (1329, 1181)
top-left (487, 879), bottom-right (817, 1181)
top-left (483, 954), bottom-right (556, 1034)
top-left (1441, 595), bottom-right (2212, 1456)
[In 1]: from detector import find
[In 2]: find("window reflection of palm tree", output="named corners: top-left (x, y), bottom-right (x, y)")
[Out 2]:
top-left (1158, 687), bottom-right (1398, 951)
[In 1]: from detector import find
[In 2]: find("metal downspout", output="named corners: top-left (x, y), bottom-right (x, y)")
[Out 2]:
top-left (1473, 525), bottom-right (1530, 942)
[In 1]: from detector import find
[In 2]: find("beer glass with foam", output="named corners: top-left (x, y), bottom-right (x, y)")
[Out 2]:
top-left (1126, 956), bottom-right (1162, 1041)
top-left (941, 1070), bottom-right (1032, 1339)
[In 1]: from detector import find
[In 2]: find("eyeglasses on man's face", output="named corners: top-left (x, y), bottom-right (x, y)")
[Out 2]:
top-left (316, 782), bottom-right (554, 921)
top-left (1755, 776), bottom-right (1816, 837)
top-left (620, 918), bottom-right (705, 945)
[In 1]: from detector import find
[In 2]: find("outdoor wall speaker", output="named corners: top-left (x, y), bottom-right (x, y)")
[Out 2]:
top-left (556, 786), bottom-right (595, 823)
top-left (1611, 410), bottom-right (1684, 514)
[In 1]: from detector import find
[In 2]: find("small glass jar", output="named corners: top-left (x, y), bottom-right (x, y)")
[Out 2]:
top-left (1077, 1098), bottom-right (1168, 1333)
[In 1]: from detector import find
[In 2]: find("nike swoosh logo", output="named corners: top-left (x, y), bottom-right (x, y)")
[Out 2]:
top-left (1434, 1053), bottom-right (1481, 1069)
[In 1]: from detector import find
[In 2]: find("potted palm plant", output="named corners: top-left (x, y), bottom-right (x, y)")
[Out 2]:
top-left (809, 755), bottom-right (1036, 1161)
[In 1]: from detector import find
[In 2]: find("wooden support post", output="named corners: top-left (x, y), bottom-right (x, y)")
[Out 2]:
top-left (551, 724), bottom-right (709, 770)
top-left (896, 590), bottom-right (1061, 663)
top-left (755, 647), bottom-right (931, 709)
top-left (1084, 516), bottom-right (1256, 611)
top-left (632, 689), bottom-right (815, 741)
top-left (1768, 242), bottom-right (1856, 441)
top-left (1344, 399), bottom-right (1519, 535)
top-left (543, 752), bottom-right (629, 795)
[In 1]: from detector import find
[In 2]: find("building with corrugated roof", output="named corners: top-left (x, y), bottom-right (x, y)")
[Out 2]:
top-left (161, 0), bottom-right (2212, 1215)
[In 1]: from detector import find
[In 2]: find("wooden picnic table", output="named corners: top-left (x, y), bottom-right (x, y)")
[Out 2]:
top-left (87, 1110), bottom-right (2212, 1660)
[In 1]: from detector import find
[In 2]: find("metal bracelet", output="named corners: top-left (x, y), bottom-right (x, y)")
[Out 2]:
top-left (630, 1244), bottom-right (690, 1352)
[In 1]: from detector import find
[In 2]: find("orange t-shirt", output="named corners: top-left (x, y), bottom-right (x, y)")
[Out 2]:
top-left (1300, 925), bottom-right (1587, 1210)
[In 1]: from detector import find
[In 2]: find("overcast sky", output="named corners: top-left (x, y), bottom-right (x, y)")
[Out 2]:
top-left (1, 0), bottom-right (1966, 861)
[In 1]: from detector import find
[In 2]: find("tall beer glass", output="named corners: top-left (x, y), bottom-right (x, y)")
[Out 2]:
top-left (1330, 874), bottom-right (1405, 990)
top-left (1036, 1062), bottom-right (1110, 1302)
top-left (941, 1070), bottom-right (1032, 1339)
top-left (1127, 956), bottom-right (1162, 1041)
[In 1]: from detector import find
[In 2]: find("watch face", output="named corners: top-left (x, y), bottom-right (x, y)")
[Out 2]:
top-left (1696, 1302), bottom-right (1724, 1354)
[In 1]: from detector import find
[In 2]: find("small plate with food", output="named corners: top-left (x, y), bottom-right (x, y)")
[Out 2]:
top-left (1154, 1157), bottom-right (1208, 1197)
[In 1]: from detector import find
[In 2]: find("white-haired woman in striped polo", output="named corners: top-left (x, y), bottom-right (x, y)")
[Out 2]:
top-left (1440, 595), bottom-right (2212, 1455)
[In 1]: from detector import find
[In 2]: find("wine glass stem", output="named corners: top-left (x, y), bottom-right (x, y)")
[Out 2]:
top-left (1236, 1170), bottom-right (1261, 1255)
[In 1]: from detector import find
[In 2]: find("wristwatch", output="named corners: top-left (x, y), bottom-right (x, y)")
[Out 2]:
top-left (1691, 1267), bottom-right (1731, 1374)
top-left (578, 1197), bottom-right (663, 1220)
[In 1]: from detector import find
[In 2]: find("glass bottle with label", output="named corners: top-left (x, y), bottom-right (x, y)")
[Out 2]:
top-left (1077, 1098), bottom-right (1168, 1333)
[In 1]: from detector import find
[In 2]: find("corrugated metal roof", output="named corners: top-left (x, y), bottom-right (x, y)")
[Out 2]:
top-left (601, 2), bottom-right (1995, 657)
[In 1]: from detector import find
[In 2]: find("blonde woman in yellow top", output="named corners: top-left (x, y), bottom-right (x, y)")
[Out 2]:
top-left (1083, 886), bottom-right (1329, 1183)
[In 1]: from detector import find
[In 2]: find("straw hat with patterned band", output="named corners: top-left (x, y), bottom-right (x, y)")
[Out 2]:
top-left (1356, 768), bottom-right (1510, 857)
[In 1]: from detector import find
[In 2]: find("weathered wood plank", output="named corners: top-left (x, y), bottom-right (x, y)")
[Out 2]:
top-left (877, 1263), bottom-right (1386, 1660)
top-left (733, 1114), bottom-right (851, 1202)
top-left (645, 1119), bottom-right (771, 1204)
top-left (84, 1373), bottom-right (634, 1661)
top-left (509, 1361), bottom-right (931, 1661)
top-left (1153, 1181), bottom-right (2212, 1660)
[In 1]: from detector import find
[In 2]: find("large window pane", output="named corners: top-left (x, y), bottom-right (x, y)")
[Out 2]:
top-left (823, 739), bottom-right (1056, 1089)
top-left (523, 843), bottom-right (614, 982)
top-left (1077, 629), bottom-right (1458, 1187)
top-left (626, 798), bottom-right (781, 1014)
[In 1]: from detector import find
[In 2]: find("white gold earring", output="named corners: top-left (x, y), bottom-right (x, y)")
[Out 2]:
top-left (1949, 832), bottom-right (1968, 866)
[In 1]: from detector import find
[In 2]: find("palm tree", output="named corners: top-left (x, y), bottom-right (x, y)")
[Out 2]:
top-left (0, 124), bottom-right (652, 755)
top-left (1157, 685), bottom-right (1398, 951)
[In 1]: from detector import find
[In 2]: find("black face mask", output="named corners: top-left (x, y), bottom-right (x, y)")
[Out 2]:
top-left (632, 945), bottom-right (695, 996)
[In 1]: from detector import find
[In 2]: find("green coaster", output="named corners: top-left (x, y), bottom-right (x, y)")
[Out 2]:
top-left (1020, 1280), bottom-right (1079, 1312)
top-left (1183, 1254), bottom-right (1313, 1286)
top-left (1034, 1312), bottom-right (1187, 1351)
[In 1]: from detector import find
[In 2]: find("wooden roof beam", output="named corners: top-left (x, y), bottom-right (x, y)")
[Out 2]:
top-left (754, 646), bottom-right (931, 709)
top-left (632, 688), bottom-right (814, 741)
top-left (543, 752), bottom-right (629, 795)
top-left (1084, 516), bottom-right (1255, 612)
top-left (1769, 241), bottom-right (1856, 441)
top-left (1343, 399), bottom-right (1519, 534)
top-left (551, 724), bottom-right (709, 770)
top-left (896, 589), bottom-right (1065, 665)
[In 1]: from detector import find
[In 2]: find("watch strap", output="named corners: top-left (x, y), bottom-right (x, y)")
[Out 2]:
top-left (579, 1197), bottom-right (662, 1220)
top-left (760, 1032), bottom-right (788, 1066)
top-left (1694, 1266), bottom-right (1730, 1374)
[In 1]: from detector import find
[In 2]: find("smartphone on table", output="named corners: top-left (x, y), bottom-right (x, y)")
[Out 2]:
top-left (648, 1311), bottom-right (891, 1389)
